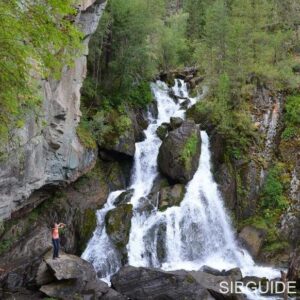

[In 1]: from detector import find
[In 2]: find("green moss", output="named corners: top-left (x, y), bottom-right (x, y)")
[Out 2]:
top-left (77, 122), bottom-right (97, 149)
top-left (281, 94), bottom-right (300, 141)
top-left (262, 241), bottom-right (290, 255)
top-left (0, 238), bottom-right (14, 255)
top-left (105, 204), bottom-right (133, 250)
top-left (78, 209), bottom-right (97, 252)
top-left (180, 133), bottom-right (198, 169)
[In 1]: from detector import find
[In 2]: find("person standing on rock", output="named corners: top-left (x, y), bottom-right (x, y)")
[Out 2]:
top-left (52, 222), bottom-right (66, 259)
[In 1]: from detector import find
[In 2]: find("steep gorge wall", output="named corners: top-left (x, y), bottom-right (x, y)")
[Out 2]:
top-left (0, 0), bottom-right (107, 221)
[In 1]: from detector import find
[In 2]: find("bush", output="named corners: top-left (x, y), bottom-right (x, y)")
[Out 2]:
top-left (261, 164), bottom-right (289, 210)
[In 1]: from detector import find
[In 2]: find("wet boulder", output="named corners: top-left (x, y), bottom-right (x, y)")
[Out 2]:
top-left (114, 189), bottom-right (134, 206)
top-left (158, 120), bottom-right (201, 184)
top-left (238, 225), bottom-right (266, 257)
top-left (156, 123), bottom-right (169, 140)
top-left (111, 266), bottom-right (212, 300)
top-left (158, 184), bottom-right (185, 211)
top-left (105, 204), bottom-right (133, 252)
top-left (170, 117), bottom-right (183, 130)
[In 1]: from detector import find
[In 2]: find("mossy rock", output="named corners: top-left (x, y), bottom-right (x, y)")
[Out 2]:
top-left (78, 208), bottom-right (97, 253)
top-left (158, 120), bottom-right (201, 184)
top-left (105, 204), bottom-right (133, 250)
top-left (159, 184), bottom-right (185, 211)
top-left (156, 124), bottom-right (169, 141)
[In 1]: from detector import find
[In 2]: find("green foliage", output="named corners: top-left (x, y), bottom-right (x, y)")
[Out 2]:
top-left (158, 12), bottom-right (189, 71)
top-left (181, 133), bottom-right (199, 169)
top-left (0, 0), bottom-right (82, 144)
top-left (194, 0), bottom-right (299, 90)
top-left (194, 73), bottom-right (256, 158)
top-left (77, 121), bottom-right (97, 150)
top-left (83, 0), bottom-right (190, 109)
top-left (281, 94), bottom-right (300, 141)
top-left (261, 164), bottom-right (289, 210)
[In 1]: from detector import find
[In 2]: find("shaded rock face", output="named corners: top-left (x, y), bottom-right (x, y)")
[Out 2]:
top-left (192, 87), bottom-right (284, 221)
top-left (287, 248), bottom-right (300, 289)
top-left (0, 159), bottom-right (126, 290)
top-left (111, 265), bottom-right (245, 300)
top-left (158, 184), bottom-right (185, 211)
top-left (238, 226), bottom-right (266, 257)
top-left (105, 203), bottom-right (133, 261)
top-left (0, 0), bottom-right (107, 221)
top-left (158, 120), bottom-right (201, 184)
top-left (111, 266), bottom-right (212, 300)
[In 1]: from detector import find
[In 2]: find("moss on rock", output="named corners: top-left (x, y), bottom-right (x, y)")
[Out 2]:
top-left (105, 204), bottom-right (133, 251)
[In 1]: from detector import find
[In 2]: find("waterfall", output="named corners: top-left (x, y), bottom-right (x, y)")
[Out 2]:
top-left (82, 79), bottom-right (278, 287)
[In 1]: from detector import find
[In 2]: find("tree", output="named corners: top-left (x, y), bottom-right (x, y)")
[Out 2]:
top-left (0, 0), bottom-right (82, 144)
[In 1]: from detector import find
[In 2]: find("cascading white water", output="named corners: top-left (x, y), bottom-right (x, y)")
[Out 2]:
top-left (83, 79), bottom-right (279, 294)
top-left (82, 190), bottom-right (124, 282)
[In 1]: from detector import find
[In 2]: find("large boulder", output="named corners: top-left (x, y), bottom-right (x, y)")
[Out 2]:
top-left (111, 266), bottom-right (245, 300)
top-left (113, 189), bottom-right (134, 206)
top-left (158, 120), bottom-right (201, 184)
top-left (111, 266), bottom-right (213, 300)
top-left (38, 252), bottom-right (126, 300)
top-left (238, 225), bottom-right (266, 257)
top-left (105, 204), bottom-right (133, 257)
top-left (158, 184), bottom-right (185, 211)
top-left (44, 253), bottom-right (96, 282)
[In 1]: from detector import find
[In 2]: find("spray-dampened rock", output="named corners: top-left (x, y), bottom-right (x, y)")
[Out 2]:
top-left (158, 120), bottom-right (201, 184)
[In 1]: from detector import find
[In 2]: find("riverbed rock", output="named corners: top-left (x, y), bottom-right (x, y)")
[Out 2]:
top-left (105, 204), bottom-right (133, 253)
top-left (238, 226), bottom-right (266, 257)
top-left (111, 266), bottom-right (245, 300)
top-left (170, 117), bottom-right (184, 130)
top-left (111, 266), bottom-right (213, 300)
top-left (158, 184), bottom-right (185, 211)
top-left (156, 123), bottom-right (169, 140)
top-left (158, 120), bottom-right (201, 184)
top-left (114, 189), bottom-right (134, 206)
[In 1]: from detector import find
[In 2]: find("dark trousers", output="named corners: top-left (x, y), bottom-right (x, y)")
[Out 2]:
top-left (52, 238), bottom-right (60, 258)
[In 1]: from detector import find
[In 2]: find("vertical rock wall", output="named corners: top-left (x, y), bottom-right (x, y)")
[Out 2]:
top-left (0, 0), bottom-right (107, 221)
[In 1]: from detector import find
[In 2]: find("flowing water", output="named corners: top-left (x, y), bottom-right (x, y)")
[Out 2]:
top-left (83, 79), bottom-right (279, 297)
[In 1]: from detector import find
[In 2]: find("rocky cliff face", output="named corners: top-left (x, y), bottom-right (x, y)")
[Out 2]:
top-left (0, 0), bottom-right (107, 221)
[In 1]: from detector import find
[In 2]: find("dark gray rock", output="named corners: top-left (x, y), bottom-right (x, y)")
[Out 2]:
top-left (158, 120), bottom-right (201, 184)
top-left (111, 266), bottom-right (213, 300)
top-left (158, 184), bottom-right (185, 211)
top-left (287, 248), bottom-right (300, 289)
top-left (114, 189), bottom-right (134, 206)
top-left (170, 117), bottom-right (183, 130)
top-left (156, 123), bottom-right (169, 140)
top-left (105, 204), bottom-right (133, 259)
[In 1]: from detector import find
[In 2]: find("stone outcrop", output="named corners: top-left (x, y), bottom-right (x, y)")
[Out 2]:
top-left (105, 203), bottom-right (133, 260)
top-left (111, 266), bottom-right (212, 300)
top-left (0, 159), bottom-right (125, 290)
top-left (111, 265), bottom-right (245, 300)
top-left (287, 248), bottom-right (300, 289)
top-left (238, 226), bottom-right (266, 257)
top-left (158, 120), bottom-right (201, 184)
top-left (37, 252), bottom-right (126, 300)
top-left (0, 0), bottom-right (107, 221)
top-left (158, 183), bottom-right (185, 211)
